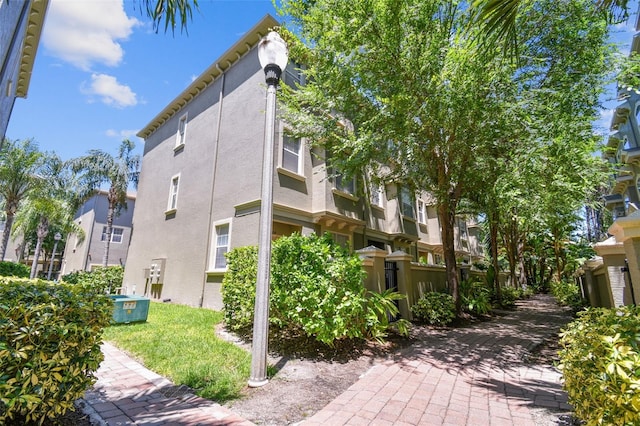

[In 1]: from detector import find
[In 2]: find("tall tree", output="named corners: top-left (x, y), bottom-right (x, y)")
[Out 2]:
top-left (69, 140), bottom-right (139, 267)
top-left (13, 154), bottom-right (83, 279)
top-left (0, 139), bottom-right (43, 261)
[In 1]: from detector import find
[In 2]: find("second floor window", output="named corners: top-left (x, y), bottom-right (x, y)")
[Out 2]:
top-left (101, 227), bottom-right (123, 243)
top-left (417, 200), bottom-right (427, 224)
top-left (282, 135), bottom-right (302, 174)
top-left (335, 173), bottom-right (356, 195)
top-left (371, 184), bottom-right (384, 207)
top-left (400, 187), bottom-right (415, 218)
top-left (168, 175), bottom-right (180, 211)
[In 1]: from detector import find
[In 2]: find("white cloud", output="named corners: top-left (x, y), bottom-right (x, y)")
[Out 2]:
top-left (594, 108), bottom-right (614, 136)
top-left (81, 73), bottom-right (138, 108)
top-left (43, 0), bottom-right (140, 70)
top-left (106, 129), bottom-right (139, 139)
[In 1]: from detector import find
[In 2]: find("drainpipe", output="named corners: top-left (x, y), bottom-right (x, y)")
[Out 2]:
top-left (622, 259), bottom-right (637, 305)
top-left (200, 65), bottom-right (225, 307)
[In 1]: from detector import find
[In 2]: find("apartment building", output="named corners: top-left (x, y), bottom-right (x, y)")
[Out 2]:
top-left (61, 191), bottom-right (135, 274)
top-left (0, 0), bottom-right (49, 140)
top-left (123, 15), bottom-right (483, 309)
top-left (583, 8), bottom-right (640, 307)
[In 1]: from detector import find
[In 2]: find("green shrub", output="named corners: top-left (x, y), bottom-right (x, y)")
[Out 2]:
top-left (550, 280), bottom-right (585, 310)
top-left (558, 306), bottom-right (640, 426)
top-left (62, 266), bottom-right (124, 294)
top-left (221, 246), bottom-right (258, 331)
top-left (221, 233), bottom-right (409, 345)
top-left (460, 279), bottom-right (492, 315)
top-left (0, 278), bottom-right (112, 424)
top-left (411, 292), bottom-right (456, 326)
top-left (497, 285), bottom-right (522, 308)
top-left (0, 261), bottom-right (29, 278)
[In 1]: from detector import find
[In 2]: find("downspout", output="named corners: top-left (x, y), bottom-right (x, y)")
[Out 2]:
top-left (623, 259), bottom-right (637, 305)
top-left (200, 64), bottom-right (225, 307)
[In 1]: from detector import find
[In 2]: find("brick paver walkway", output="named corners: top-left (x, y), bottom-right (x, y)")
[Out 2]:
top-left (79, 343), bottom-right (253, 425)
top-left (301, 294), bottom-right (574, 425)
top-left (80, 294), bottom-right (573, 425)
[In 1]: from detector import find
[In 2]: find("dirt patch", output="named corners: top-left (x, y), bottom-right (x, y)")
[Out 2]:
top-left (219, 324), bottom-right (412, 425)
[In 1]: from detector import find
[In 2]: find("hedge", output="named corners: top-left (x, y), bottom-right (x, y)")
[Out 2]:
top-left (0, 278), bottom-right (112, 423)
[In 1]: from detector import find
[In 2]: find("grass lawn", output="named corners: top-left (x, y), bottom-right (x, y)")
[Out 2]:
top-left (102, 302), bottom-right (251, 402)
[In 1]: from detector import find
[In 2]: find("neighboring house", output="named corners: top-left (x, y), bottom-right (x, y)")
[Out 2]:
top-left (123, 15), bottom-right (483, 310)
top-left (0, 0), bottom-right (49, 140)
top-left (60, 191), bottom-right (135, 275)
top-left (582, 7), bottom-right (640, 307)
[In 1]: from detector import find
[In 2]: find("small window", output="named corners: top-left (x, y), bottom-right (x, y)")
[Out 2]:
top-left (282, 135), bottom-right (302, 174)
top-left (176, 113), bottom-right (187, 148)
top-left (329, 232), bottom-right (350, 249)
top-left (400, 187), bottom-right (415, 218)
top-left (417, 200), bottom-right (426, 224)
top-left (458, 219), bottom-right (468, 240)
top-left (101, 227), bottom-right (124, 243)
top-left (371, 184), bottom-right (384, 207)
top-left (168, 175), bottom-right (180, 211)
top-left (214, 223), bottom-right (230, 269)
top-left (335, 173), bottom-right (356, 195)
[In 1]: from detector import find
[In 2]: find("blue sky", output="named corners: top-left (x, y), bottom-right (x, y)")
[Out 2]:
top-left (6, 0), bottom-right (278, 160)
top-left (5, 0), bottom-right (639, 161)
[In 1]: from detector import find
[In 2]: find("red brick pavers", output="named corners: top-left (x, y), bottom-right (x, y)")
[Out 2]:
top-left (301, 294), bottom-right (574, 425)
top-left (80, 342), bottom-right (253, 425)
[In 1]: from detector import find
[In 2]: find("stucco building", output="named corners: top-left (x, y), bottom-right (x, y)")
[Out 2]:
top-left (123, 15), bottom-right (483, 309)
top-left (0, 0), bottom-right (49, 140)
top-left (61, 191), bottom-right (135, 274)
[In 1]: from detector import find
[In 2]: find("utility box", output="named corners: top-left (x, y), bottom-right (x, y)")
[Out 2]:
top-left (110, 295), bottom-right (150, 324)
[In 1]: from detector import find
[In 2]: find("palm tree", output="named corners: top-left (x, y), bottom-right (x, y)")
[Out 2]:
top-left (141, 0), bottom-right (199, 33)
top-left (13, 153), bottom-right (84, 279)
top-left (69, 140), bottom-right (140, 267)
top-left (472, 0), bottom-right (629, 58)
top-left (0, 139), bottom-right (44, 261)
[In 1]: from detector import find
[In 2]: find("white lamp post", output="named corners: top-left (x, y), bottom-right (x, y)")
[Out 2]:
top-left (248, 31), bottom-right (288, 388)
top-left (47, 232), bottom-right (62, 281)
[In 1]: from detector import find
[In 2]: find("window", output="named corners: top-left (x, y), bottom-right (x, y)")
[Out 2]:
top-left (213, 223), bottom-right (230, 269)
top-left (176, 113), bottom-right (187, 148)
top-left (330, 232), bottom-right (350, 249)
top-left (335, 173), bottom-right (356, 195)
top-left (371, 184), bottom-right (384, 207)
top-left (282, 135), bottom-right (302, 174)
top-left (400, 187), bottom-right (415, 218)
top-left (101, 227), bottom-right (124, 243)
top-left (458, 219), bottom-right (468, 240)
top-left (167, 175), bottom-right (180, 211)
top-left (417, 200), bottom-right (427, 224)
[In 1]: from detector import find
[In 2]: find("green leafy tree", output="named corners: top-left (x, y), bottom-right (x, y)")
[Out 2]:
top-left (69, 140), bottom-right (139, 267)
top-left (0, 139), bottom-right (43, 261)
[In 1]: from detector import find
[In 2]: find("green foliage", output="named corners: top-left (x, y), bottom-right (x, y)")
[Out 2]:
top-left (460, 279), bottom-right (492, 315)
top-left (497, 285), bottom-right (522, 309)
top-left (221, 233), bottom-right (408, 345)
top-left (558, 306), bottom-right (640, 425)
top-left (220, 246), bottom-right (258, 331)
top-left (410, 292), bottom-right (456, 326)
top-left (0, 278), bottom-right (112, 423)
top-left (0, 261), bottom-right (29, 278)
top-left (62, 266), bottom-right (124, 294)
top-left (550, 280), bottom-right (585, 310)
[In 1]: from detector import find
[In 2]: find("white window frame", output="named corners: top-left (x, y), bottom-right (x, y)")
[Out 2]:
top-left (400, 187), bottom-right (415, 219)
top-left (335, 173), bottom-right (356, 195)
top-left (210, 220), bottom-right (232, 271)
top-left (167, 174), bottom-right (180, 213)
top-left (371, 184), bottom-right (384, 208)
top-left (101, 226), bottom-right (124, 243)
top-left (417, 199), bottom-right (427, 224)
top-left (175, 113), bottom-right (188, 149)
top-left (458, 219), bottom-right (468, 241)
top-left (281, 134), bottom-right (303, 175)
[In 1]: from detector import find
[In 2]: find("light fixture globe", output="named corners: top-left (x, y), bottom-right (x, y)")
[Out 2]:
top-left (258, 31), bottom-right (289, 86)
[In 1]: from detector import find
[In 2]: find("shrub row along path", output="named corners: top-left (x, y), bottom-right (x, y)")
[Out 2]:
top-left (80, 294), bottom-right (574, 425)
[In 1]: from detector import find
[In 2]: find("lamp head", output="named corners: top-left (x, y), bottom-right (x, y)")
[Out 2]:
top-left (258, 31), bottom-right (289, 86)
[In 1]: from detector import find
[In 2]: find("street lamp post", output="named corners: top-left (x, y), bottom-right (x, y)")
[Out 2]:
top-left (248, 31), bottom-right (288, 388)
top-left (47, 232), bottom-right (62, 281)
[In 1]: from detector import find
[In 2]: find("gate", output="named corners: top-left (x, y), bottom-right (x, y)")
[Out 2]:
top-left (384, 261), bottom-right (400, 320)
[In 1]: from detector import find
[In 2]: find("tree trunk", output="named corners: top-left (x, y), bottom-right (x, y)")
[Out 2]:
top-left (0, 209), bottom-right (16, 261)
top-left (517, 240), bottom-right (527, 288)
top-left (30, 216), bottom-right (49, 279)
top-left (103, 197), bottom-right (116, 267)
top-left (489, 210), bottom-right (502, 304)
top-left (439, 201), bottom-right (460, 315)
